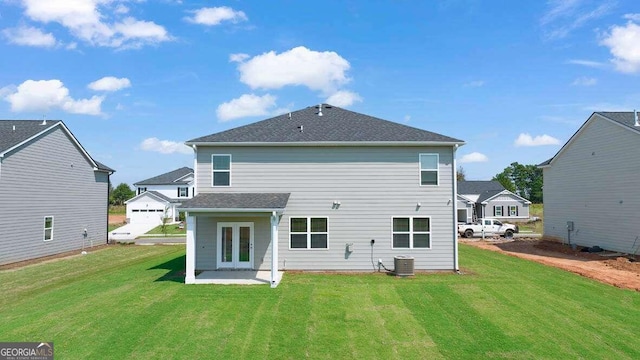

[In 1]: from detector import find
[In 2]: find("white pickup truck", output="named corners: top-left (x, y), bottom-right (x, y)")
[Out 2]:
top-left (458, 218), bottom-right (519, 238)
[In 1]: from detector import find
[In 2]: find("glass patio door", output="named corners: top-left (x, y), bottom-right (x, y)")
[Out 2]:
top-left (217, 222), bottom-right (253, 269)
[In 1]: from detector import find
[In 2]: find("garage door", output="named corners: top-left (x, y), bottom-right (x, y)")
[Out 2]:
top-left (130, 209), bottom-right (164, 225)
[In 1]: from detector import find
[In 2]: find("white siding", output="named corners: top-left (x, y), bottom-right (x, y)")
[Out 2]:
top-left (136, 184), bottom-right (193, 200)
top-left (543, 116), bottom-right (640, 253)
top-left (193, 146), bottom-right (457, 271)
top-left (0, 127), bottom-right (109, 265)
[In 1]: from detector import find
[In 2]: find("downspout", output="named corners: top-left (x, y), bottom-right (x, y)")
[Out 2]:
top-left (452, 144), bottom-right (459, 272)
top-left (106, 172), bottom-right (111, 244)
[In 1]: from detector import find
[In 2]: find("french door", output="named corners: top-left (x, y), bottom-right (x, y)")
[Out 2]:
top-left (217, 222), bottom-right (253, 269)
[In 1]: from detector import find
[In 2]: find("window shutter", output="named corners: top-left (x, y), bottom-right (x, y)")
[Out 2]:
top-left (516, 206), bottom-right (519, 216)
top-left (187, 188), bottom-right (189, 197)
top-left (501, 206), bottom-right (504, 216)
top-left (493, 206), bottom-right (496, 216)
top-left (177, 188), bottom-right (180, 197)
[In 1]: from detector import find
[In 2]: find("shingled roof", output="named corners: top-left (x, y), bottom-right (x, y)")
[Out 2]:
top-left (179, 193), bottom-right (291, 211)
top-left (135, 167), bottom-right (193, 185)
top-left (457, 181), bottom-right (505, 195)
top-left (0, 120), bottom-right (114, 172)
top-left (186, 104), bottom-right (464, 144)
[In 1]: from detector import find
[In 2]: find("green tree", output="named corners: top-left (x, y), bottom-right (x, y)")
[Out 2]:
top-left (456, 166), bottom-right (466, 181)
top-left (492, 162), bottom-right (543, 203)
top-left (110, 183), bottom-right (135, 205)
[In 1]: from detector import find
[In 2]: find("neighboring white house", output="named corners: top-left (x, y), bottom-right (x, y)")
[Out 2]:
top-left (540, 111), bottom-right (640, 254)
top-left (456, 181), bottom-right (531, 223)
top-left (0, 120), bottom-right (113, 265)
top-left (179, 104), bottom-right (465, 286)
top-left (125, 167), bottom-right (193, 225)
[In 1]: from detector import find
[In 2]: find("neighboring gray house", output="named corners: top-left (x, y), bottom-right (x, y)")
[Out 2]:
top-left (125, 167), bottom-right (193, 225)
top-left (0, 120), bottom-right (114, 266)
top-left (540, 112), bottom-right (640, 254)
top-left (179, 104), bottom-right (465, 286)
top-left (456, 181), bottom-right (531, 223)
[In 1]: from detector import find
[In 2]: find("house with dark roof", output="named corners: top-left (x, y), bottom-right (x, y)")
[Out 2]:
top-left (0, 120), bottom-right (114, 266)
top-left (540, 112), bottom-right (640, 254)
top-left (179, 104), bottom-right (465, 286)
top-left (456, 181), bottom-right (531, 223)
top-left (125, 167), bottom-right (193, 225)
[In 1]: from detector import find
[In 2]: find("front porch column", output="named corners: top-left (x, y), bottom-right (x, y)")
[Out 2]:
top-left (270, 211), bottom-right (279, 288)
top-left (185, 214), bottom-right (196, 284)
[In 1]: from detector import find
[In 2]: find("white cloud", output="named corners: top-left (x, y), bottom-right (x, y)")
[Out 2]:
top-left (235, 46), bottom-right (351, 94)
top-left (571, 76), bottom-right (597, 86)
top-left (514, 133), bottom-right (560, 147)
top-left (541, 0), bottom-right (613, 40)
top-left (114, 4), bottom-right (129, 14)
top-left (4, 79), bottom-right (104, 115)
top-left (566, 59), bottom-right (606, 68)
top-left (463, 80), bottom-right (485, 87)
top-left (229, 53), bottom-right (249, 63)
top-left (2, 25), bottom-right (56, 47)
top-left (139, 137), bottom-right (192, 155)
top-left (88, 76), bottom-right (131, 92)
top-left (325, 90), bottom-right (362, 107)
top-left (459, 152), bottom-right (489, 163)
top-left (623, 13), bottom-right (640, 21)
top-left (185, 6), bottom-right (248, 26)
top-left (216, 93), bottom-right (277, 121)
top-left (600, 20), bottom-right (640, 73)
top-left (15, 0), bottom-right (171, 49)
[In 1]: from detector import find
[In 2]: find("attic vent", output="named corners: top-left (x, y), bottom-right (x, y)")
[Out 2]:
top-left (298, 125), bottom-right (304, 133)
top-left (316, 103), bottom-right (323, 117)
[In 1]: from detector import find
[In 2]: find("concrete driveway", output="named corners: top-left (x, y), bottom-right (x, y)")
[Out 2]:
top-left (109, 223), bottom-right (158, 242)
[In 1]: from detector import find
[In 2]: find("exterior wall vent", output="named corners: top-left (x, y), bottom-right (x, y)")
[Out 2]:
top-left (394, 256), bottom-right (415, 276)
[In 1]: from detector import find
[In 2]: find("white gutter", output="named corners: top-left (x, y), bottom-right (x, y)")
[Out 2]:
top-left (452, 144), bottom-right (459, 272)
top-left (185, 141), bottom-right (466, 147)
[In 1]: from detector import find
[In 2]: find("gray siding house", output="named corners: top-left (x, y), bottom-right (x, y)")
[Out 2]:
top-left (0, 120), bottom-right (114, 266)
top-left (457, 181), bottom-right (531, 223)
top-left (540, 112), bottom-right (640, 254)
top-left (180, 104), bottom-right (465, 286)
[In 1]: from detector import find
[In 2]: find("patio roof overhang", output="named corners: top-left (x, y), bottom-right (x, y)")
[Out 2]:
top-left (178, 193), bottom-right (290, 213)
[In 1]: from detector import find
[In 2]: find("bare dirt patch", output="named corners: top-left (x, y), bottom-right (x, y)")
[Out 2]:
top-left (109, 214), bottom-right (126, 224)
top-left (461, 238), bottom-right (640, 291)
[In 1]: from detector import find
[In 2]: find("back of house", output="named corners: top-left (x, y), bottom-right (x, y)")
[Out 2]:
top-left (0, 120), bottom-right (113, 265)
top-left (180, 104), bottom-right (465, 282)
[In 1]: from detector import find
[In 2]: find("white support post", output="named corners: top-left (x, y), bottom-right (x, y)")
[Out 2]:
top-left (185, 214), bottom-right (196, 284)
top-left (270, 211), bottom-right (279, 288)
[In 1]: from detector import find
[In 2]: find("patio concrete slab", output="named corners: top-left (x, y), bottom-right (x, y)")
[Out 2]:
top-left (193, 270), bottom-right (282, 285)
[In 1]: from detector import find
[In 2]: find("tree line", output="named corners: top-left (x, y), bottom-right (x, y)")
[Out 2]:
top-left (109, 183), bottom-right (135, 205)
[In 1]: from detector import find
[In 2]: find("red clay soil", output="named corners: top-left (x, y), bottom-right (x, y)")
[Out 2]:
top-left (109, 214), bottom-right (126, 225)
top-left (461, 238), bottom-right (640, 291)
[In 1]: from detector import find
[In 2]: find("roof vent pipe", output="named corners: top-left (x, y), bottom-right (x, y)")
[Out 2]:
top-left (41, 115), bottom-right (47, 125)
top-left (317, 103), bottom-right (323, 117)
top-left (13, 125), bottom-right (16, 131)
top-left (635, 109), bottom-right (639, 127)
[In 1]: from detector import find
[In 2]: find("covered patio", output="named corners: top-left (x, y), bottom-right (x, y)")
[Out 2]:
top-left (179, 193), bottom-right (290, 288)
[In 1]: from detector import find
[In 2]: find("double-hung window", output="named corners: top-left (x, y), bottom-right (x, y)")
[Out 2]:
top-left (290, 217), bottom-right (328, 249)
top-left (43, 216), bottom-right (54, 241)
top-left (508, 205), bottom-right (518, 216)
top-left (419, 154), bottom-right (439, 186)
top-left (212, 155), bottom-right (231, 187)
top-left (137, 187), bottom-right (147, 195)
top-left (392, 217), bottom-right (431, 249)
top-left (495, 206), bottom-right (503, 216)
top-left (178, 187), bottom-right (189, 197)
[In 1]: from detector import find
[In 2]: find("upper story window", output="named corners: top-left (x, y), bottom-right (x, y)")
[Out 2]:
top-left (212, 155), bottom-right (231, 187)
top-left (137, 187), bottom-right (147, 195)
top-left (419, 154), bottom-right (439, 186)
top-left (43, 216), bottom-right (54, 241)
top-left (178, 187), bottom-right (189, 197)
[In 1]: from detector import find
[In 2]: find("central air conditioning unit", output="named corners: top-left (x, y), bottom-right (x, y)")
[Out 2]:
top-left (394, 256), bottom-right (415, 277)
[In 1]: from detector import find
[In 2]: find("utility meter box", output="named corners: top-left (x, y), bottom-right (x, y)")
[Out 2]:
top-left (566, 221), bottom-right (574, 231)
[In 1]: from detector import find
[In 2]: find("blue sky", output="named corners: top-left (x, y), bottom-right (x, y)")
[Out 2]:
top-left (1, 0), bottom-right (639, 187)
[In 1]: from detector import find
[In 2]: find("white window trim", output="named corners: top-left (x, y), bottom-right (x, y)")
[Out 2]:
top-left (419, 153), bottom-right (439, 186)
top-left (211, 154), bottom-right (232, 187)
top-left (508, 205), bottom-right (517, 216)
top-left (495, 206), bottom-right (503, 216)
top-left (288, 217), bottom-right (329, 250)
top-left (138, 187), bottom-right (147, 195)
top-left (391, 216), bottom-right (432, 249)
top-left (43, 216), bottom-right (54, 242)
top-left (178, 186), bottom-right (188, 197)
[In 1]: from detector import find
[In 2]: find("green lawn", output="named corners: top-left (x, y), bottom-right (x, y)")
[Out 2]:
top-left (143, 223), bottom-right (186, 236)
top-left (517, 203), bottom-right (543, 233)
top-left (108, 205), bottom-right (126, 215)
top-left (1, 245), bottom-right (638, 359)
